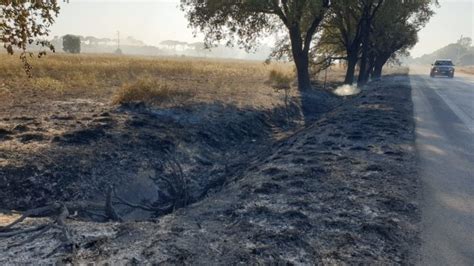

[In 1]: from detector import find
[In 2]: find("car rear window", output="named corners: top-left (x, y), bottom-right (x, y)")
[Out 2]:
top-left (434, 60), bottom-right (453, 66)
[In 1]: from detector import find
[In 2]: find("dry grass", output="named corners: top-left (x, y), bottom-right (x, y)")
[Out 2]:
top-left (112, 77), bottom-right (194, 105)
top-left (0, 53), bottom-right (296, 109)
top-left (458, 66), bottom-right (474, 75)
top-left (2, 53), bottom-right (400, 114)
top-left (0, 213), bottom-right (21, 226)
top-left (268, 68), bottom-right (294, 89)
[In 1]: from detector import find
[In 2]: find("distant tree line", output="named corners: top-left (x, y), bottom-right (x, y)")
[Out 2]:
top-left (410, 37), bottom-right (474, 66)
top-left (48, 35), bottom-right (271, 59)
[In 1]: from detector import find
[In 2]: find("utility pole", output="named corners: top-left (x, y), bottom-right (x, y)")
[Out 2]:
top-left (117, 31), bottom-right (120, 50)
top-left (115, 30), bottom-right (122, 55)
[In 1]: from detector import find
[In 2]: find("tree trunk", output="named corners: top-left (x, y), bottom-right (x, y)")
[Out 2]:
top-left (368, 52), bottom-right (376, 79)
top-left (372, 63), bottom-right (383, 79)
top-left (289, 27), bottom-right (312, 91)
top-left (357, 18), bottom-right (370, 86)
top-left (372, 53), bottom-right (391, 79)
top-left (344, 52), bottom-right (358, 84)
top-left (294, 52), bottom-right (311, 90)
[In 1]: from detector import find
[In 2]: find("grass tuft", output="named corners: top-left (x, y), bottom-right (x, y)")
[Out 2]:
top-left (112, 77), bottom-right (193, 105)
top-left (268, 69), bottom-right (294, 89)
top-left (32, 77), bottom-right (66, 93)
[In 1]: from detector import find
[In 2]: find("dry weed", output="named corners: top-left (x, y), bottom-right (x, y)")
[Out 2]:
top-left (0, 53), bottom-right (348, 109)
top-left (32, 77), bottom-right (66, 93)
top-left (458, 66), bottom-right (474, 75)
top-left (268, 69), bottom-right (294, 89)
top-left (112, 77), bottom-right (193, 105)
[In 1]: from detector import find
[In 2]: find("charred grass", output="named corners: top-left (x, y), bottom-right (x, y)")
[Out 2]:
top-left (0, 53), bottom-right (339, 217)
top-left (0, 53), bottom-right (416, 264)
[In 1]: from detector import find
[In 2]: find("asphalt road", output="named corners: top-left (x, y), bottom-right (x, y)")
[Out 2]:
top-left (410, 66), bottom-right (474, 265)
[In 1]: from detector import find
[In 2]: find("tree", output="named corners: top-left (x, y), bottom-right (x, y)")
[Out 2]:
top-left (319, 0), bottom-right (436, 84)
top-left (160, 40), bottom-right (188, 52)
top-left (84, 36), bottom-right (100, 46)
top-left (99, 38), bottom-right (112, 45)
top-left (367, 0), bottom-right (435, 79)
top-left (319, 0), bottom-right (382, 85)
top-left (457, 36), bottom-right (472, 48)
top-left (125, 36), bottom-right (145, 46)
top-left (356, 0), bottom-right (384, 86)
top-left (189, 42), bottom-right (208, 57)
top-left (181, 0), bottom-right (331, 91)
top-left (62, 34), bottom-right (81, 54)
top-left (1, 0), bottom-right (61, 75)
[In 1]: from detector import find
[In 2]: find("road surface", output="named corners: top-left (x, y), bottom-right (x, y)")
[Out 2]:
top-left (410, 66), bottom-right (474, 265)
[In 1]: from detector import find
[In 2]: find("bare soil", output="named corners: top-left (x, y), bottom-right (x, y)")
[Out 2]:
top-left (0, 75), bottom-right (419, 264)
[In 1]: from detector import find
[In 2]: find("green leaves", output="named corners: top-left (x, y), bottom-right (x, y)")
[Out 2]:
top-left (181, 0), bottom-right (327, 52)
top-left (181, 1), bottom-right (330, 90)
top-left (181, 0), bottom-right (273, 51)
top-left (1, 0), bottom-right (61, 76)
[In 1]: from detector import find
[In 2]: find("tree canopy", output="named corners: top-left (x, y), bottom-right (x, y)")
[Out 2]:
top-left (318, 0), bottom-right (436, 84)
top-left (367, 0), bottom-right (434, 78)
top-left (1, 0), bottom-right (61, 74)
top-left (63, 34), bottom-right (81, 54)
top-left (181, 0), bottom-right (331, 90)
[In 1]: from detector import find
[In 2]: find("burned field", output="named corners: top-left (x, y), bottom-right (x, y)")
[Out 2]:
top-left (0, 55), bottom-right (417, 264)
top-left (0, 55), bottom-right (332, 219)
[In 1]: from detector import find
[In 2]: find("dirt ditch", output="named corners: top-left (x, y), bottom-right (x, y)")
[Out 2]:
top-left (0, 85), bottom-right (337, 219)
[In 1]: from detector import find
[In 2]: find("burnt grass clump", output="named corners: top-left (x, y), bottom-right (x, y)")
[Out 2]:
top-left (0, 91), bottom-right (324, 219)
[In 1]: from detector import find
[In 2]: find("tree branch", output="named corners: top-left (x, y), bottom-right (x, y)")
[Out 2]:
top-left (271, 0), bottom-right (289, 26)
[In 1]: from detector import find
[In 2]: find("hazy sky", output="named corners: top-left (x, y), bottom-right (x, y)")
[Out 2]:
top-left (50, 0), bottom-right (473, 58)
top-left (411, 0), bottom-right (473, 57)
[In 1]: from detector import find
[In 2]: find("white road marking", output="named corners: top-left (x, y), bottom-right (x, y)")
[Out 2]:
top-left (409, 66), bottom-right (474, 134)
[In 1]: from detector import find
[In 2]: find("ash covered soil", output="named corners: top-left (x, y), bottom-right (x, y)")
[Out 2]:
top-left (0, 75), bottom-right (419, 264)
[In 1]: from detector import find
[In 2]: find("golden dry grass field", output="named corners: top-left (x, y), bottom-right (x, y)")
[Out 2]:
top-left (0, 53), bottom-right (363, 112)
top-left (0, 53), bottom-right (409, 108)
top-left (0, 53), bottom-right (300, 110)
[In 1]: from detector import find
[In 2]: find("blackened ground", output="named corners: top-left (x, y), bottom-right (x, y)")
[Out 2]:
top-left (0, 83), bottom-right (337, 220)
top-left (0, 75), bottom-right (418, 264)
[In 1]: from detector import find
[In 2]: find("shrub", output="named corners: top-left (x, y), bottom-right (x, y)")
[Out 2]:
top-left (268, 69), bottom-right (294, 89)
top-left (267, 69), bottom-right (295, 126)
top-left (32, 77), bottom-right (66, 93)
top-left (112, 77), bottom-right (193, 105)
